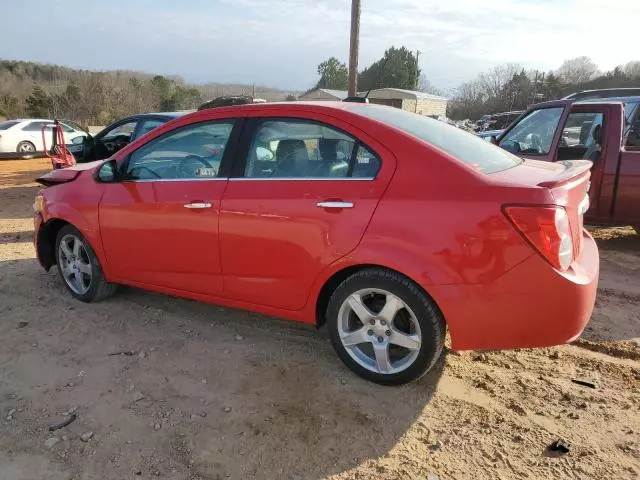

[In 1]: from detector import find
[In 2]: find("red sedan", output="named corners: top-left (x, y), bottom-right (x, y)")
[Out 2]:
top-left (33, 102), bottom-right (599, 385)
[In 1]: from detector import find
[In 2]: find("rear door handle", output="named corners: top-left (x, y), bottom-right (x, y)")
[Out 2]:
top-left (316, 201), bottom-right (354, 209)
top-left (184, 202), bottom-right (212, 209)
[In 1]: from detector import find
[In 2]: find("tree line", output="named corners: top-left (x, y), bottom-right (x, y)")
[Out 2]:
top-left (0, 60), bottom-right (294, 125)
top-left (313, 51), bottom-right (640, 120)
top-left (447, 57), bottom-right (640, 120)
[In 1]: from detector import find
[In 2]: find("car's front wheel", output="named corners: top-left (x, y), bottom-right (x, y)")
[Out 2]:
top-left (55, 225), bottom-right (117, 302)
top-left (326, 268), bottom-right (446, 385)
top-left (16, 141), bottom-right (36, 154)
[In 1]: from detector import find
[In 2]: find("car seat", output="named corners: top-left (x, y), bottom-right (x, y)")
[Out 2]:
top-left (273, 139), bottom-right (309, 177)
top-left (583, 124), bottom-right (602, 162)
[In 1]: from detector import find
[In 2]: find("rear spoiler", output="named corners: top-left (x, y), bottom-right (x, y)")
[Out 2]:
top-left (36, 169), bottom-right (81, 187)
top-left (537, 160), bottom-right (592, 188)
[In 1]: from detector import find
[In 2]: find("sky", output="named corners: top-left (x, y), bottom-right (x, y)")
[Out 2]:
top-left (0, 0), bottom-right (637, 92)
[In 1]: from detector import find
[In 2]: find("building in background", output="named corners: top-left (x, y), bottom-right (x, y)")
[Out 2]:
top-left (298, 89), bottom-right (349, 101)
top-left (299, 87), bottom-right (448, 117)
top-left (366, 88), bottom-right (448, 117)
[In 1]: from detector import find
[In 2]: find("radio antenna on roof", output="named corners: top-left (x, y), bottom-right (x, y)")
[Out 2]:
top-left (343, 56), bottom-right (390, 103)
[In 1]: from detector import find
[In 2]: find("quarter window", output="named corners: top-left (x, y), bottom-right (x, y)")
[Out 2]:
top-left (126, 121), bottom-right (234, 180)
top-left (244, 119), bottom-right (380, 179)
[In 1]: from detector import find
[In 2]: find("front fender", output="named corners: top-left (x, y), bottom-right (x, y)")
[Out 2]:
top-left (40, 175), bottom-right (110, 278)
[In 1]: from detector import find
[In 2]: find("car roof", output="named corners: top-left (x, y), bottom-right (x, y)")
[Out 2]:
top-left (576, 96), bottom-right (640, 105)
top-left (563, 88), bottom-right (640, 100)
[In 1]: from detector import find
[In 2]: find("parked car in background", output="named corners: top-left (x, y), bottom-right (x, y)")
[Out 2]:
top-left (0, 119), bottom-right (88, 157)
top-left (198, 96), bottom-right (267, 111)
top-left (563, 88), bottom-right (640, 101)
top-left (496, 96), bottom-right (640, 230)
top-left (69, 112), bottom-right (187, 163)
top-left (33, 102), bottom-right (598, 385)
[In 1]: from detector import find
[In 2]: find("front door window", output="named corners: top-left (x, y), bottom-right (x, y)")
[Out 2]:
top-left (126, 121), bottom-right (234, 180)
top-left (499, 107), bottom-right (563, 155)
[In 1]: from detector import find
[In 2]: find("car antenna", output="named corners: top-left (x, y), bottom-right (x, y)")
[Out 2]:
top-left (343, 56), bottom-right (390, 103)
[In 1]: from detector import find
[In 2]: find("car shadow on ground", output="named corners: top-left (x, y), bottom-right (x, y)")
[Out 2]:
top-left (0, 258), bottom-right (447, 479)
top-left (0, 230), bottom-right (34, 244)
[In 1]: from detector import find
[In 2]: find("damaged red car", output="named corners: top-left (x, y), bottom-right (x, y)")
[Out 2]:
top-left (33, 102), bottom-right (599, 385)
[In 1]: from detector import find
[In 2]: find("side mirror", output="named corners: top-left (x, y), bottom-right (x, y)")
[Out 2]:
top-left (96, 159), bottom-right (119, 183)
top-left (71, 136), bottom-right (86, 145)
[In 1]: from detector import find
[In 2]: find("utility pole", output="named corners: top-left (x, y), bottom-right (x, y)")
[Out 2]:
top-left (348, 0), bottom-right (361, 96)
top-left (415, 50), bottom-right (421, 90)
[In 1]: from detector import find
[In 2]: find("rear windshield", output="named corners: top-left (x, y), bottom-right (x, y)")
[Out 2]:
top-left (0, 120), bottom-right (20, 130)
top-left (350, 105), bottom-right (522, 173)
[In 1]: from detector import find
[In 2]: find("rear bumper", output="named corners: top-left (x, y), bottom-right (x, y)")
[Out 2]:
top-left (433, 229), bottom-right (599, 351)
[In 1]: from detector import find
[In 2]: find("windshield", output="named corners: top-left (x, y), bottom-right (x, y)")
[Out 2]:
top-left (0, 120), bottom-right (20, 130)
top-left (350, 105), bottom-right (522, 174)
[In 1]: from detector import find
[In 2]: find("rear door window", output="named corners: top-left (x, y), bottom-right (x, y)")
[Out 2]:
top-left (625, 104), bottom-right (640, 149)
top-left (243, 119), bottom-right (381, 179)
top-left (22, 121), bottom-right (50, 132)
top-left (134, 119), bottom-right (166, 140)
top-left (556, 112), bottom-right (605, 161)
top-left (350, 105), bottom-right (521, 174)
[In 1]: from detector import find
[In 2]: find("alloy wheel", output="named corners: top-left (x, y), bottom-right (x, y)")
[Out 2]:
top-left (18, 142), bottom-right (35, 153)
top-left (337, 288), bottom-right (422, 375)
top-left (58, 234), bottom-right (92, 295)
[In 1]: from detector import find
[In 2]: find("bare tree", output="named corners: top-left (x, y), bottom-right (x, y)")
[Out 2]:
top-left (417, 74), bottom-right (443, 96)
top-left (623, 61), bottom-right (640, 78)
top-left (478, 64), bottom-right (521, 98)
top-left (556, 56), bottom-right (599, 84)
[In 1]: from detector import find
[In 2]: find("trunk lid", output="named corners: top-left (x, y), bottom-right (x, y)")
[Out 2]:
top-left (35, 160), bottom-right (103, 187)
top-left (491, 159), bottom-right (592, 260)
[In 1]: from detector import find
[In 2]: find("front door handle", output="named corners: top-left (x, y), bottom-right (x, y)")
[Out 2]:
top-left (184, 202), bottom-right (212, 209)
top-left (316, 201), bottom-right (354, 209)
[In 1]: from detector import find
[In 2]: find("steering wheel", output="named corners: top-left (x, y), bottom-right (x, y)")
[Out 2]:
top-left (177, 155), bottom-right (215, 179)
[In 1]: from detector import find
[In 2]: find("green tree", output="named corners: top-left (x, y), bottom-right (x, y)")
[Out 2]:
top-left (26, 85), bottom-right (53, 117)
top-left (316, 57), bottom-right (348, 90)
top-left (358, 46), bottom-right (420, 91)
top-left (0, 94), bottom-right (20, 118)
top-left (286, 94), bottom-right (297, 101)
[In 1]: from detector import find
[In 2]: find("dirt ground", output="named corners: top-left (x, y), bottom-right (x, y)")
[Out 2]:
top-left (0, 158), bottom-right (639, 480)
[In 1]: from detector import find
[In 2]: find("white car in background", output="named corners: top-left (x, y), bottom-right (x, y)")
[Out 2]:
top-left (0, 119), bottom-right (89, 156)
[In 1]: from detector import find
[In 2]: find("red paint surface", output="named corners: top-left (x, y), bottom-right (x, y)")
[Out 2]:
top-left (35, 102), bottom-right (600, 351)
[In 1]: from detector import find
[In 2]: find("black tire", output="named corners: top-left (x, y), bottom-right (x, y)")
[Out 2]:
top-left (326, 268), bottom-right (446, 386)
top-left (55, 225), bottom-right (118, 302)
top-left (16, 141), bottom-right (36, 155)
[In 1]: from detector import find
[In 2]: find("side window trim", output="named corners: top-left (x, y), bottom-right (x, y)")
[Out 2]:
top-left (232, 116), bottom-right (381, 180)
top-left (119, 118), bottom-right (243, 182)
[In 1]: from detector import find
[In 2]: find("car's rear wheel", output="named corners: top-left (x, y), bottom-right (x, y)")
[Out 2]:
top-left (326, 268), bottom-right (445, 385)
top-left (16, 141), bottom-right (36, 154)
top-left (55, 225), bottom-right (117, 302)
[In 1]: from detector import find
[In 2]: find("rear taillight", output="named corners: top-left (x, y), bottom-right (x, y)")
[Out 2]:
top-left (504, 205), bottom-right (574, 271)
